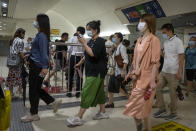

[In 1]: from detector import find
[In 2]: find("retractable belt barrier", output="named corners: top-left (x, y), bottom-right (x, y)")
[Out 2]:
top-left (45, 42), bottom-right (85, 94)
top-left (45, 42), bottom-right (115, 94)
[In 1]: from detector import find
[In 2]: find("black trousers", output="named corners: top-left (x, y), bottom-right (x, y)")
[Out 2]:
top-left (29, 59), bottom-right (55, 115)
top-left (68, 55), bottom-right (83, 94)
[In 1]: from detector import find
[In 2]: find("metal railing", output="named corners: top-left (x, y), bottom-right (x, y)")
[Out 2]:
top-left (46, 42), bottom-right (132, 95)
top-left (47, 42), bottom-right (84, 94)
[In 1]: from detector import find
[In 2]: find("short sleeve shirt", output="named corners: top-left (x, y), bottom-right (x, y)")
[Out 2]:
top-left (162, 35), bottom-right (184, 74)
top-left (114, 43), bottom-right (128, 76)
top-left (185, 47), bottom-right (196, 69)
top-left (54, 40), bottom-right (67, 60)
top-left (84, 37), bottom-right (107, 78)
top-left (68, 36), bottom-right (85, 56)
top-left (10, 37), bottom-right (24, 56)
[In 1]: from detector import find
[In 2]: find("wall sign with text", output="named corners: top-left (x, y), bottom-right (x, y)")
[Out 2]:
top-left (122, 0), bottom-right (166, 23)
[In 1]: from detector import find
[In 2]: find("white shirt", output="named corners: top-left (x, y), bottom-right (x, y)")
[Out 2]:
top-left (114, 43), bottom-right (129, 76)
top-left (162, 35), bottom-right (184, 74)
top-left (105, 40), bottom-right (113, 54)
top-left (68, 36), bottom-right (85, 56)
top-left (23, 42), bottom-right (31, 53)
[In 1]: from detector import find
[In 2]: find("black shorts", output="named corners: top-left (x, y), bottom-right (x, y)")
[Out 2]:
top-left (108, 75), bottom-right (126, 93)
top-left (186, 69), bottom-right (196, 81)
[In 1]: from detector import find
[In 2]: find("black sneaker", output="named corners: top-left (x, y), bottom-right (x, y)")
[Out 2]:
top-left (66, 93), bottom-right (72, 98)
top-left (75, 93), bottom-right (80, 98)
top-left (105, 103), bottom-right (114, 108)
top-left (164, 114), bottom-right (179, 120)
top-left (153, 109), bottom-right (167, 118)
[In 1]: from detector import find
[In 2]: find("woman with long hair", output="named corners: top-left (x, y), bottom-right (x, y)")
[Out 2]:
top-left (6, 28), bottom-right (26, 97)
top-left (67, 20), bottom-right (109, 126)
top-left (123, 14), bottom-right (161, 131)
top-left (21, 14), bottom-right (62, 123)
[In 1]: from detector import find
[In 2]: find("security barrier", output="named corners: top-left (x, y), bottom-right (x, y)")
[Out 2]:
top-left (44, 42), bottom-right (132, 97)
top-left (46, 42), bottom-right (85, 94)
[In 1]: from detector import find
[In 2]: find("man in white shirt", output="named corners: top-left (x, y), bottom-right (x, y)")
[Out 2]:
top-left (154, 23), bottom-right (184, 120)
top-left (105, 32), bottom-right (129, 108)
top-left (67, 27), bottom-right (85, 98)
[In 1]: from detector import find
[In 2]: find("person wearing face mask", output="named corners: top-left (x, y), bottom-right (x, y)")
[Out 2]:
top-left (104, 34), bottom-right (114, 95)
top-left (105, 35), bottom-right (114, 54)
top-left (6, 28), bottom-right (26, 98)
top-left (21, 14), bottom-right (62, 123)
top-left (66, 27), bottom-right (85, 98)
top-left (123, 14), bottom-right (161, 131)
top-left (43, 32), bottom-right (69, 87)
top-left (153, 23), bottom-right (184, 120)
top-left (105, 32), bottom-right (129, 108)
top-left (66, 20), bottom-right (109, 126)
top-left (185, 37), bottom-right (196, 96)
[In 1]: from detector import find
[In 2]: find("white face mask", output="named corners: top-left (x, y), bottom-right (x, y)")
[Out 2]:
top-left (137, 22), bottom-right (146, 32)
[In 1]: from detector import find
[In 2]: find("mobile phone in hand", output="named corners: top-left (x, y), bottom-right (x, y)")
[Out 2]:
top-left (75, 33), bottom-right (82, 38)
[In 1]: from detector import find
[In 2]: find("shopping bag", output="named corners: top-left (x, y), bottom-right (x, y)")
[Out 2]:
top-left (0, 90), bottom-right (11, 131)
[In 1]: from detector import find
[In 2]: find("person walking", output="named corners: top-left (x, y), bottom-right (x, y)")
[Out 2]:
top-left (67, 20), bottom-right (109, 127)
top-left (21, 14), bottom-right (62, 123)
top-left (123, 14), bottom-right (161, 131)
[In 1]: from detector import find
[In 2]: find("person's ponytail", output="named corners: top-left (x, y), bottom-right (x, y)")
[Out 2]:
top-left (86, 20), bottom-right (101, 34)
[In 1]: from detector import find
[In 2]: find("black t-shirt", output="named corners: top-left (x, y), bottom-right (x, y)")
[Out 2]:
top-left (54, 40), bottom-right (67, 60)
top-left (85, 37), bottom-right (107, 78)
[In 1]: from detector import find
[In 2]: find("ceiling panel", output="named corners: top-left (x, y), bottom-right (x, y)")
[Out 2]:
top-left (13, 0), bottom-right (60, 19)
top-left (52, 0), bottom-right (137, 26)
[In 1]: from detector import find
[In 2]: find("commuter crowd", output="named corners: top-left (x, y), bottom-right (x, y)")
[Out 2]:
top-left (4, 13), bottom-right (196, 131)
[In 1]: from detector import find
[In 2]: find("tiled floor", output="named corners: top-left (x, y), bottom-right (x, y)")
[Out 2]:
top-left (14, 91), bottom-right (195, 131)
top-left (1, 59), bottom-right (195, 131)
top-left (10, 99), bottom-right (34, 131)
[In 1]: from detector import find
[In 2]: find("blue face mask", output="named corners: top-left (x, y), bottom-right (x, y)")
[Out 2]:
top-left (189, 41), bottom-right (195, 46)
top-left (33, 21), bottom-right (39, 29)
top-left (112, 37), bottom-right (117, 44)
top-left (87, 30), bottom-right (93, 37)
top-left (162, 34), bottom-right (169, 40)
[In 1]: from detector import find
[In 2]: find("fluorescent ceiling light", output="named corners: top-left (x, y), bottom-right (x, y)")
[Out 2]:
top-left (0, 29), bottom-right (2, 30)
top-left (2, 3), bottom-right (7, 8)
top-left (0, 26), bottom-right (2, 27)
top-left (3, 13), bottom-right (7, 17)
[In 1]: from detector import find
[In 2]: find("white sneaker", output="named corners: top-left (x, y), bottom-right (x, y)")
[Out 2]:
top-left (21, 113), bottom-right (40, 123)
top-left (52, 99), bottom-right (62, 113)
top-left (92, 112), bottom-right (109, 120)
top-left (67, 115), bottom-right (84, 126)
